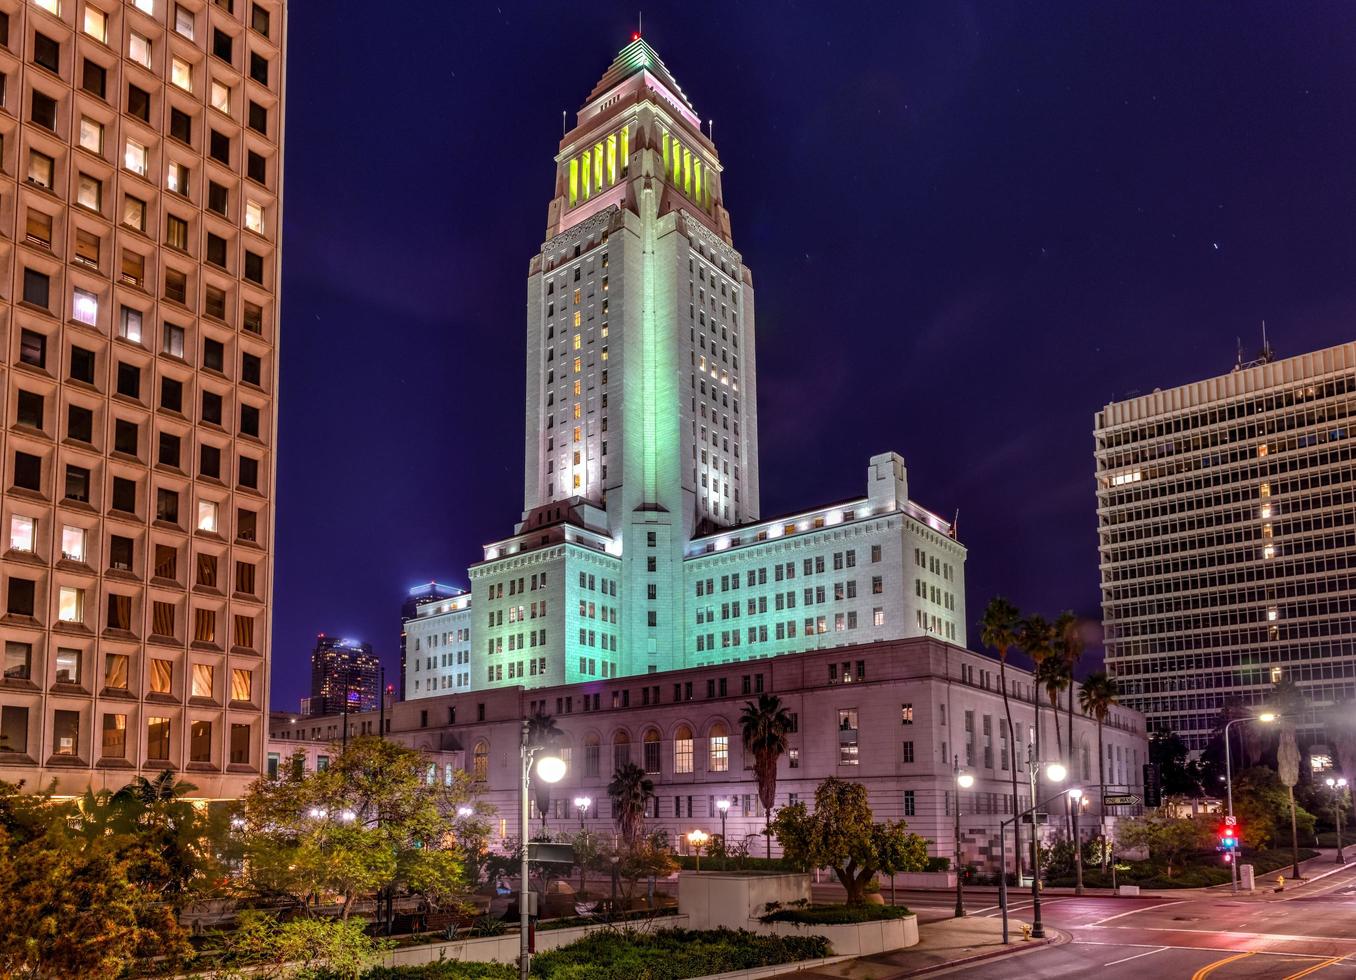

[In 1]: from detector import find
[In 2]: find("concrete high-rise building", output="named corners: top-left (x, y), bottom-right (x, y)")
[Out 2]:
top-left (1097, 342), bottom-right (1356, 750)
top-left (461, 38), bottom-right (967, 695)
top-left (308, 635), bottom-right (378, 716)
top-left (399, 581), bottom-right (463, 698)
top-left (0, 0), bottom-right (285, 796)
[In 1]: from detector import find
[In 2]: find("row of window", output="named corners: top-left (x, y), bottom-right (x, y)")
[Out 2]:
top-left (0, 700), bottom-right (254, 766)
top-left (1, 578), bottom-right (260, 643)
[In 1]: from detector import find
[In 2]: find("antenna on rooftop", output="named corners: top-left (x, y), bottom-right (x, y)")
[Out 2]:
top-left (1261, 320), bottom-right (1274, 363)
top-left (561, 110), bottom-right (566, 137)
top-left (638, 10), bottom-right (642, 36)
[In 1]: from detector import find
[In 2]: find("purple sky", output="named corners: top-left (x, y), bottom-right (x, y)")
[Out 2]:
top-left (268, 1), bottom-right (1356, 709)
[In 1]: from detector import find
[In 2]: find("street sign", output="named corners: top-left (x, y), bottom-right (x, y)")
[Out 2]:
top-left (1020, 812), bottom-right (1049, 825)
top-left (1224, 815), bottom-right (1237, 826)
top-left (527, 842), bottom-right (576, 864)
top-left (1104, 794), bottom-right (1141, 806)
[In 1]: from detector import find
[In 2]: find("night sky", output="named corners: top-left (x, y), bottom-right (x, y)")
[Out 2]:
top-left (269, 1), bottom-right (1356, 710)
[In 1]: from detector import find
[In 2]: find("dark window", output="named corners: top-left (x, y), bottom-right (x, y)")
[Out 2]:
top-left (243, 250), bottom-right (263, 284)
top-left (243, 302), bottom-right (263, 334)
top-left (156, 488), bottom-right (179, 523)
top-left (239, 403), bottom-right (259, 437)
top-left (207, 181), bottom-right (228, 215)
top-left (7, 577), bottom-right (35, 617)
top-left (166, 213), bottom-right (188, 250)
top-left (206, 233), bottom-right (227, 267)
top-left (238, 456), bottom-right (257, 488)
top-left (241, 352), bottom-right (261, 385)
top-left (0, 13), bottom-right (9, 48)
top-left (201, 390), bottom-right (222, 424)
top-left (22, 269), bottom-right (50, 309)
top-left (164, 268), bottom-right (187, 304)
top-left (69, 346), bottom-right (94, 383)
top-left (251, 3), bottom-right (270, 36)
top-left (16, 390), bottom-right (43, 429)
top-left (158, 431), bottom-right (180, 467)
top-left (160, 377), bottom-right (183, 412)
top-left (67, 405), bottom-right (93, 443)
top-left (249, 51), bottom-right (267, 85)
top-left (127, 84), bottom-right (150, 122)
top-left (246, 150), bottom-right (265, 184)
top-left (154, 544), bottom-right (177, 580)
top-left (209, 129), bottom-right (229, 164)
top-left (81, 59), bottom-right (106, 98)
top-left (205, 285), bottom-right (226, 320)
top-left (212, 27), bottom-right (232, 61)
top-left (237, 507), bottom-right (257, 542)
top-left (20, 330), bottom-right (47, 368)
top-left (169, 107), bottom-right (191, 143)
top-left (116, 362), bottom-right (140, 399)
top-left (199, 444), bottom-right (220, 479)
top-left (106, 592), bottom-right (131, 630)
top-left (29, 91), bottom-right (57, 130)
top-left (235, 561), bottom-right (255, 595)
top-left (113, 419), bottom-right (138, 455)
top-left (64, 465), bottom-right (90, 502)
top-left (110, 536), bottom-right (133, 571)
top-left (33, 33), bottom-right (59, 72)
top-left (247, 100), bottom-right (266, 133)
top-left (12, 452), bottom-right (41, 492)
top-left (203, 340), bottom-right (224, 373)
top-left (111, 476), bottom-right (136, 513)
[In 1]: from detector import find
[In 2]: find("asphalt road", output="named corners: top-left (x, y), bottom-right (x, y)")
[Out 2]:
top-left (914, 860), bottom-right (1356, 979)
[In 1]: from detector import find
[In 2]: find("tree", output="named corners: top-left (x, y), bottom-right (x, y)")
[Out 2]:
top-left (606, 762), bottom-right (654, 846)
top-left (1079, 670), bottom-right (1119, 868)
top-left (739, 692), bottom-right (794, 858)
top-left (981, 597), bottom-right (1024, 881)
top-left (1149, 731), bottom-right (1202, 798)
top-left (1329, 700), bottom-right (1356, 792)
top-left (1117, 811), bottom-right (1215, 878)
top-left (1269, 678), bottom-right (1309, 878)
top-left (526, 711), bottom-right (563, 832)
top-left (771, 777), bottom-right (929, 904)
top-left (1034, 656), bottom-right (1070, 762)
top-left (1054, 611), bottom-right (1083, 771)
top-left (1018, 615), bottom-right (1055, 767)
top-left (1233, 766), bottom-right (1316, 850)
top-left (212, 910), bottom-right (391, 980)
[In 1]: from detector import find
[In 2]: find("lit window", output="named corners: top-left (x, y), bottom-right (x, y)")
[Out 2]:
top-left (149, 659), bottom-right (172, 694)
top-left (58, 586), bottom-right (83, 623)
top-left (133, 0), bottom-right (153, 10)
top-left (120, 306), bottom-right (143, 343)
top-left (77, 174), bottom-right (102, 211)
top-left (123, 196), bottom-right (147, 231)
top-left (1263, 545), bottom-right (1276, 560)
top-left (174, 3), bottom-right (194, 38)
top-left (55, 648), bottom-right (80, 683)
top-left (211, 80), bottom-right (230, 114)
top-left (129, 31), bottom-right (151, 67)
top-left (197, 499), bottom-right (219, 532)
top-left (32, 0), bottom-right (59, 14)
top-left (191, 662), bottom-right (213, 698)
top-left (79, 117), bottom-right (104, 154)
top-left (709, 723), bottom-right (729, 772)
top-left (230, 667), bottom-right (252, 702)
top-left (125, 140), bottom-right (148, 176)
top-left (72, 288), bottom-right (99, 326)
top-left (573, 311), bottom-right (581, 327)
top-left (573, 356), bottom-right (581, 373)
top-left (1267, 606), bottom-right (1278, 622)
top-left (9, 516), bottom-right (34, 552)
top-left (61, 525), bottom-right (85, 561)
top-left (244, 200), bottom-right (264, 234)
top-left (674, 726), bottom-right (694, 773)
top-left (83, 5), bottom-right (108, 41)
top-left (171, 57), bottom-right (192, 91)
top-left (167, 162), bottom-right (188, 194)
top-left (573, 333), bottom-right (581, 350)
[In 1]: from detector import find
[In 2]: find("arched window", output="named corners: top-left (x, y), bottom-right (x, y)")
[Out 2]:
top-left (584, 733), bottom-right (600, 777)
top-left (709, 722), bottom-right (729, 773)
top-left (472, 740), bottom-right (488, 783)
top-left (674, 725), bottom-right (694, 774)
top-left (643, 729), bottom-right (661, 774)
top-left (613, 730), bottom-right (631, 772)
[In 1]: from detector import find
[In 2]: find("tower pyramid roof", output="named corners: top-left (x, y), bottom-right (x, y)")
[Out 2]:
top-left (585, 37), bottom-right (696, 114)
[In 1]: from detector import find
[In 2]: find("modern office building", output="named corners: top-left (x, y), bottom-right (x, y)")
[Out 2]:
top-left (399, 581), bottom-right (464, 699)
top-left (276, 635), bottom-right (1149, 871)
top-left (464, 37), bottom-right (966, 694)
top-left (1097, 341), bottom-right (1356, 749)
top-left (308, 634), bottom-right (377, 716)
top-left (0, 0), bottom-right (285, 797)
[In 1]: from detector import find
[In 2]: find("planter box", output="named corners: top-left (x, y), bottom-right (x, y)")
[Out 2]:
top-left (753, 914), bottom-right (919, 955)
top-left (679, 872), bottom-right (810, 931)
top-left (888, 871), bottom-right (956, 889)
top-left (385, 914), bottom-right (692, 966)
top-left (1117, 885), bottom-right (1140, 896)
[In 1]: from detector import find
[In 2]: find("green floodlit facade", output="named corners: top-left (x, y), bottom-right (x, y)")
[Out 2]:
top-left (405, 40), bottom-right (969, 700)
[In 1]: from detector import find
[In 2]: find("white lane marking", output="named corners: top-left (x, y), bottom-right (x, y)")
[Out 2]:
top-left (1074, 941), bottom-right (1330, 961)
top-left (1088, 899), bottom-right (1186, 925)
top-left (1104, 946), bottom-right (1169, 966)
top-left (1090, 925), bottom-right (1356, 943)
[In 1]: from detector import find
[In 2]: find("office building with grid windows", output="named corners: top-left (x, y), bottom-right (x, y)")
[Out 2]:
top-left (1097, 342), bottom-right (1356, 750)
top-left (0, 0), bottom-right (284, 797)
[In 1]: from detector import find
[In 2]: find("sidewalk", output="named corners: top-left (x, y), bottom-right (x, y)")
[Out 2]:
top-left (749, 915), bottom-right (1056, 979)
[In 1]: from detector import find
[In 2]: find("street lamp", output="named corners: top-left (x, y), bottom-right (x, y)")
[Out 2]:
top-left (688, 829), bottom-right (710, 873)
top-left (1223, 711), bottom-right (1279, 893)
top-left (716, 799), bottom-right (731, 870)
top-left (574, 796), bottom-right (592, 829)
top-left (457, 805), bottom-right (474, 819)
top-left (1325, 776), bottom-right (1348, 865)
top-left (954, 758), bottom-right (974, 917)
top-left (338, 808), bottom-right (357, 824)
top-left (1068, 788), bottom-right (1085, 896)
top-left (520, 719), bottom-right (566, 980)
top-left (1021, 738), bottom-right (1066, 940)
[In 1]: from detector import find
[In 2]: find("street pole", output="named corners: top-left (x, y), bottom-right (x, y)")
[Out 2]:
top-left (953, 756), bottom-right (970, 918)
top-left (1027, 744), bottom-right (1042, 937)
top-left (720, 804), bottom-right (728, 872)
top-left (1326, 778), bottom-right (1347, 865)
top-left (378, 665), bottom-right (385, 740)
top-left (1224, 718), bottom-right (1237, 894)
top-left (519, 720), bottom-right (531, 980)
top-left (998, 819), bottom-right (1009, 944)
top-left (1072, 795), bottom-right (1084, 896)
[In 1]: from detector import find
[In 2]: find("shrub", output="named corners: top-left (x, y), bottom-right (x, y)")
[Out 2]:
top-left (359, 965), bottom-right (514, 979)
top-left (528, 926), bottom-right (831, 980)
top-left (759, 903), bottom-right (912, 925)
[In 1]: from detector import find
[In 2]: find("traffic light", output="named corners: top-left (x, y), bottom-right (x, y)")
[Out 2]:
top-left (1218, 823), bottom-right (1240, 860)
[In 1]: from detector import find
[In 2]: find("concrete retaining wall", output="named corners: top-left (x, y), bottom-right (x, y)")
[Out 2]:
top-left (385, 914), bottom-right (692, 966)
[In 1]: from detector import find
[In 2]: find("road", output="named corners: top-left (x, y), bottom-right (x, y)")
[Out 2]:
top-left (907, 860), bottom-right (1356, 978)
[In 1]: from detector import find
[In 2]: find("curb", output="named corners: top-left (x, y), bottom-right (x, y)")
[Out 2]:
top-left (885, 928), bottom-right (1064, 978)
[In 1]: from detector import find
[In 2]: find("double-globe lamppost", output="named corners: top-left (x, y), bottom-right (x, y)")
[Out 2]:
top-left (716, 798), bottom-right (731, 869)
top-left (1325, 776), bottom-right (1348, 865)
top-left (688, 829), bottom-right (710, 873)
top-left (519, 719), bottom-right (566, 980)
top-left (1002, 738), bottom-right (1067, 941)
top-left (574, 796), bottom-right (592, 829)
top-left (1223, 710), bottom-right (1278, 893)
top-left (953, 759), bottom-right (975, 917)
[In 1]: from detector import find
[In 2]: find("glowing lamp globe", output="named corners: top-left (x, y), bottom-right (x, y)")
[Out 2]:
top-left (957, 772), bottom-right (975, 789)
top-left (1047, 763), bottom-right (1068, 783)
top-left (536, 755), bottom-right (567, 784)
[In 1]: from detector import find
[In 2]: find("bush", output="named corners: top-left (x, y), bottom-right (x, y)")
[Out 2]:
top-left (529, 927), bottom-right (831, 980)
top-left (359, 965), bottom-right (514, 979)
top-left (759, 903), bottom-right (911, 925)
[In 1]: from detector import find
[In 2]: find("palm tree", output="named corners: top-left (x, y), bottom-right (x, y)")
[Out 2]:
top-left (739, 693), bottom-right (794, 858)
top-left (115, 769), bottom-right (198, 805)
top-left (1018, 615), bottom-right (1054, 770)
top-left (1054, 611), bottom-right (1083, 769)
top-left (981, 597), bottom-right (1023, 880)
top-left (1035, 656), bottom-right (1070, 762)
top-left (526, 710), bottom-right (563, 832)
top-left (607, 762), bottom-right (654, 847)
top-left (1079, 671), bottom-right (1119, 868)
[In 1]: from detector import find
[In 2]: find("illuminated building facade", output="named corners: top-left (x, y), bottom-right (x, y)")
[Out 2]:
top-left (403, 588), bottom-right (472, 697)
top-left (308, 635), bottom-right (377, 716)
top-left (0, 0), bottom-right (285, 796)
top-left (1097, 342), bottom-right (1356, 749)
top-left (399, 581), bottom-right (463, 699)
top-left (459, 39), bottom-right (967, 695)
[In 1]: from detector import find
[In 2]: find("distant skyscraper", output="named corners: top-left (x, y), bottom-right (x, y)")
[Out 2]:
top-left (309, 635), bottom-right (378, 716)
top-left (399, 582), bottom-right (464, 698)
top-left (0, 0), bottom-right (287, 797)
top-left (1097, 341), bottom-right (1356, 749)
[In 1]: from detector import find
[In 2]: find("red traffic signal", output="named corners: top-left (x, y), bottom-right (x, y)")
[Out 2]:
top-left (1218, 824), bottom-right (1240, 849)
